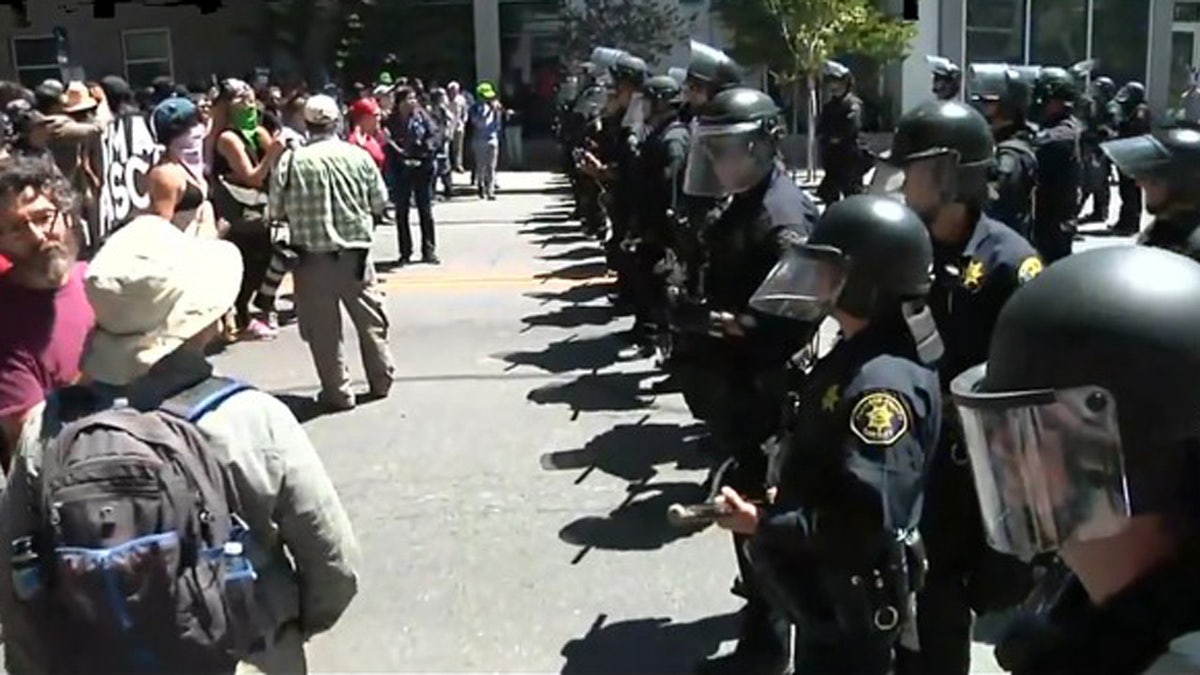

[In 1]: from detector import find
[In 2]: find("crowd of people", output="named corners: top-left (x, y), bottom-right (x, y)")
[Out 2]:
top-left (0, 30), bottom-right (1199, 675)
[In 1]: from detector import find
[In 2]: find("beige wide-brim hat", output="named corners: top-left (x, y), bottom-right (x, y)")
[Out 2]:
top-left (82, 214), bottom-right (243, 386)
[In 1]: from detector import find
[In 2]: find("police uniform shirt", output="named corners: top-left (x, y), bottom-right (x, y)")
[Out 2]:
top-left (1034, 115), bottom-right (1083, 225)
top-left (756, 316), bottom-right (941, 567)
top-left (987, 125), bottom-right (1038, 238)
top-left (703, 167), bottom-right (820, 369)
top-left (931, 214), bottom-right (1043, 388)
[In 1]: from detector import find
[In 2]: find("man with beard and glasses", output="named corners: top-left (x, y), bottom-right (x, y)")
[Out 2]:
top-left (0, 156), bottom-right (93, 471)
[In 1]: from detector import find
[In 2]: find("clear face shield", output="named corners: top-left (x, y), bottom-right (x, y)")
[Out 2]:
top-left (683, 122), bottom-right (776, 197)
top-left (950, 364), bottom-right (1133, 561)
top-left (748, 244), bottom-right (847, 323)
top-left (869, 151), bottom-right (960, 221)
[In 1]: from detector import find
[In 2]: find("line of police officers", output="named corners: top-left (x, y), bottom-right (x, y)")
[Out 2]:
top-left (554, 41), bottom-right (1200, 675)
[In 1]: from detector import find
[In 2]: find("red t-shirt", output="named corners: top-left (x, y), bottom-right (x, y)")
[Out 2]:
top-left (350, 129), bottom-right (386, 170)
top-left (0, 255), bottom-right (10, 274)
top-left (0, 262), bottom-right (95, 420)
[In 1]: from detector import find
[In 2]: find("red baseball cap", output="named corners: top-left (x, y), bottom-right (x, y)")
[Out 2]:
top-left (348, 97), bottom-right (381, 118)
top-left (0, 254), bottom-right (11, 275)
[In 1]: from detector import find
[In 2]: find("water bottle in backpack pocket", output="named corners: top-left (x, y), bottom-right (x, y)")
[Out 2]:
top-left (21, 378), bottom-right (274, 673)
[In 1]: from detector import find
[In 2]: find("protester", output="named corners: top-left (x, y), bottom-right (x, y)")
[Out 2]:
top-left (0, 214), bottom-right (360, 673)
top-left (469, 81), bottom-right (502, 201)
top-left (210, 78), bottom-right (285, 341)
top-left (348, 96), bottom-right (386, 171)
top-left (148, 96), bottom-right (218, 237)
top-left (447, 80), bottom-right (468, 172)
top-left (384, 85), bottom-right (440, 264)
top-left (0, 156), bottom-right (93, 469)
top-left (269, 95), bottom-right (395, 411)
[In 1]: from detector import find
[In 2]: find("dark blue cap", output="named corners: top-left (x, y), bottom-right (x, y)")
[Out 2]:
top-left (151, 95), bottom-right (198, 144)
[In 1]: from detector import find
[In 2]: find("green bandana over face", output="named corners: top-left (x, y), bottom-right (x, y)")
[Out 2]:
top-left (230, 105), bottom-right (260, 149)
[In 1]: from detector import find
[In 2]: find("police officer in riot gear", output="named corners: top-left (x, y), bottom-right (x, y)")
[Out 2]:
top-left (1030, 66), bottom-right (1083, 262)
top-left (680, 87), bottom-right (819, 675)
top-left (1078, 75), bottom-right (1118, 224)
top-left (1102, 125), bottom-right (1200, 260)
top-left (1110, 81), bottom-right (1152, 235)
top-left (682, 40), bottom-right (744, 119)
top-left (876, 99), bottom-right (1045, 675)
top-left (716, 194), bottom-right (942, 675)
top-left (927, 55), bottom-right (962, 101)
top-left (969, 63), bottom-right (1039, 241)
top-left (578, 49), bottom-right (649, 311)
top-left (951, 245), bottom-right (1200, 674)
top-left (626, 74), bottom-right (690, 355)
top-left (817, 60), bottom-right (869, 205)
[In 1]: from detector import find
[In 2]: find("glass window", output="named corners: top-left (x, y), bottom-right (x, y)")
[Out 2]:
top-left (1171, 31), bottom-right (1196, 100)
top-left (1029, 0), bottom-right (1088, 67)
top-left (11, 37), bottom-right (59, 89)
top-left (12, 36), bottom-right (57, 67)
top-left (966, 0), bottom-right (1025, 64)
top-left (122, 30), bottom-right (169, 62)
top-left (1092, 0), bottom-right (1150, 86)
top-left (122, 29), bottom-right (172, 88)
top-left (1176, 2), bottom-right (1200, 22)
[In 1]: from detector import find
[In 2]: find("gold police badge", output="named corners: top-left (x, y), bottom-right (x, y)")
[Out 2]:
top-left (850, 391), bottom-right (910, 446)
top-left (963, 259), bottom-right (985, 291)
top-left (1017, 256), bottom-right (1044, 285)
top-left (821, 384), bottom-right (840, 412)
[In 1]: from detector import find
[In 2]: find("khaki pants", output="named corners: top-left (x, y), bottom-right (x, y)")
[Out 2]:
top-left (292, 249), bottom-right (395, 404)
top-left (452, 128), bottom-right (466, 170)
top-left (237, 624), bottom-right (307, 675)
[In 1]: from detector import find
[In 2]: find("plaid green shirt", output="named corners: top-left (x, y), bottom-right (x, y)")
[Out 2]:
top-left (269, 138), bottom-right (387, 253)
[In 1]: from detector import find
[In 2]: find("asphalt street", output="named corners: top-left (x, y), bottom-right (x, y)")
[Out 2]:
top-left (208, 172), bottom-right (1147, 674)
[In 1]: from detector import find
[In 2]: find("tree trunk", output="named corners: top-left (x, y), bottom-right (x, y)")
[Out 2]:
top-left (806, 72), bottom-right (818, 183)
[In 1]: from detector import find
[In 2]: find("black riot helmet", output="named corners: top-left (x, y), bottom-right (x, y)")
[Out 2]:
top-left (951, 246), bottom-right (1200, 561)
top-left (751, 195), bottom-right (943, 362)
top-left (927, 55), bottom-right (962, 100)
top-left (1115, 81), bottom-right (1146, 107)
top-left (642, 75), bottom-right (682, 110)
top-left (1102, 125), bottom-right (1200, 209)
top-left (611, 53), bottom-right (649, 87)
top-left (823, 60), bottom-right (854, 99)
top-left (589, 47), bottom-right (627, 72)
top-left (968, 63), bottom-right (1034, 124)
top-left (875, 100), bottom-right (996, 218)
top-left (683, 87), bottom-right (782, 197)
top-left (1031, 66), bottom-right (1077, 122)
top-left (1091, 76), bottom-right (1117, 103)
top-left (685, 40), bottom-right (743, 102)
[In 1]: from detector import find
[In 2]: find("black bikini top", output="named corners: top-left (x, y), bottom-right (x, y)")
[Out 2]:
top-left (177, 181), bottom-right (204, 212)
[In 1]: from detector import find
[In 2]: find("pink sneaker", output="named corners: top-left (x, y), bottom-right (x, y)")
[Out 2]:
top-left (239, 319), bottom-right (278, 341)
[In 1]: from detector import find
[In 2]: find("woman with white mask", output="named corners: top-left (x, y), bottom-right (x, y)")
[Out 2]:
top-left (147, 96), bottom-right (219, 238)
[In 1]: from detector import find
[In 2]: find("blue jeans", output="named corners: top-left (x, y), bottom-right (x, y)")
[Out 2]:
top-left (394, 160), bottom-right (436, 260)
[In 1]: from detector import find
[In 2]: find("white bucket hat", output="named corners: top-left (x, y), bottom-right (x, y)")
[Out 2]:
top-left (82, 215), bottom-right (243, 385)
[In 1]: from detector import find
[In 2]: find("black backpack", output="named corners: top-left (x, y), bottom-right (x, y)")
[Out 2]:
top-left (17, 377), bottom-right (271, 674)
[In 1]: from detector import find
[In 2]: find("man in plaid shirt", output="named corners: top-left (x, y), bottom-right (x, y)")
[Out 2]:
top-left (269, 94), bottom-right (396, 411)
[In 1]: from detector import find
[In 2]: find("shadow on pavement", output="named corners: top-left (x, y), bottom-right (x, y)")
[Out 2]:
top-left (273, 392), bottom-right (387, 424)
top-left (540, 245), bottom-right (606, 262)
top-left (560, 612), bottom-right (737, 675)
top-left (521, 222), bottom-right (579, 236)
top-left (526, 282), bottom-right (614, 306)
top-left (521, 304), bottom-right (616, 330)
top-left (498, 333), bottom-right (625, 373)
top-left (539, 421), bottom-right (710, 481)
top-left (531, 233), bottom-right (596, 247)
top-left (527, 371), bottom-right (659, 416)
top-left (559, 481), bottom-right (710, 552)
top-left (534, 261), bottom-right (609, 282)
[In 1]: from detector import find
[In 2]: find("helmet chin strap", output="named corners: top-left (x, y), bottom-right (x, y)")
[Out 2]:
top-left (903, 300), bottom-right (944, 365)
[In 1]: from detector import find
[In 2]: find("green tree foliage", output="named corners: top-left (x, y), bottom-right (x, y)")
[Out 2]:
top-left (712, 0), bottom-right (915, 83)
top-left (556, 0), bottom-right (689, 63)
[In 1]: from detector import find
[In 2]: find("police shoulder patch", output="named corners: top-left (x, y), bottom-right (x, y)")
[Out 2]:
top-left (1017, 255), bottom-right (1044, 285)
top-left (849, 390), bottom-right (910, 447)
